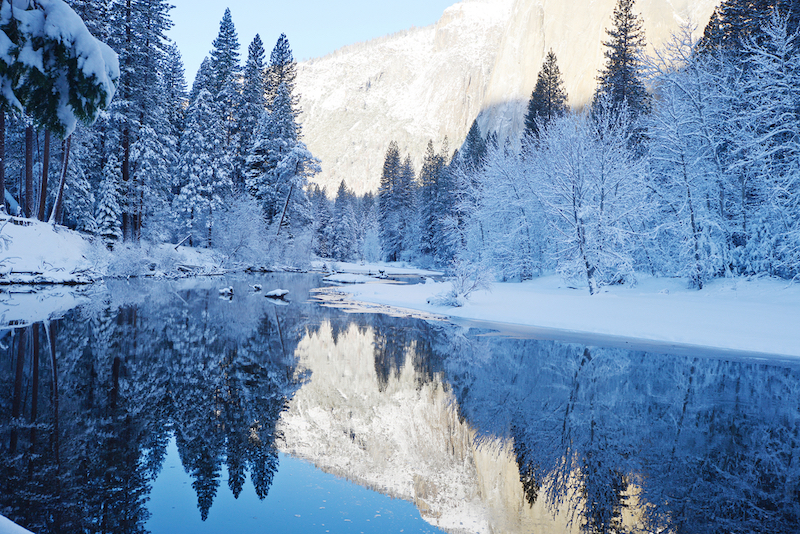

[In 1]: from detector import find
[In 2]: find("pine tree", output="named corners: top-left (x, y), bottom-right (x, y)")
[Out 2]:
top-left (524, 50), bottom-right (569, 138)
top-left (209, 8), bottom-right (241, 152)
top-left (97, 153), bottom-right (122, 248)
top-left (332, 180), bottom-right (357, 260)
top-left (190, 57), bottom-right (215, 104)
top-left (593, 0), bottom-right (650, 118)
top-left (106, 0), bottom-right (173, 240)
top-left (245, 82), bottom-right (317, 234)
top-left (699, 0), bottom-right (800, 53)
top-left (418, 140), bottom-right (447, 260)
top-left (176, 89), bottom-right (231, 247)
top-left (461, 120), bottom-right (487, 172)
top-left (378, 141), bottom-right (402, 261)
top-left (266, 34), bottom-right (299, 124)
top-left (236, 35), bottom-right (267, 191)
top-left (209, 8), bottom-right (240, 97)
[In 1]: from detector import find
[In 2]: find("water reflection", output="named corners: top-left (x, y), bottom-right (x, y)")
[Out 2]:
top-left (0, 275), bottom-right (311, 533)
top-left (1, 275), bottom-right (799, 534)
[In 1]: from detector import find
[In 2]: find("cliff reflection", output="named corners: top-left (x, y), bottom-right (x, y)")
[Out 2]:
top-left (445, 333), bottom-right (800, 533)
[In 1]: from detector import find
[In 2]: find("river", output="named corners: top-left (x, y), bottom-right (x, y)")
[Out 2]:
top-left (1, 274), bottom-right (798, 533)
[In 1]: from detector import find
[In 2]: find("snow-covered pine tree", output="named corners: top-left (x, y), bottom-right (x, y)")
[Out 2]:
top-left (266, 34), bottom-right (299, 126)
top-left (418, 140), bottom-right (450, 262)
top-left (210, 8), bottom-right (241, 151)
top-left (97, 153), bottom-right (122, 248)
top-left (310, 185), bottom-right (334, 258)
top-left (593, 0), bottom-right (650, 118)
top-left (524, 49), bottom-right (569, 139)
top-left (175, 89), bottom-right (231, 248)
top-left (699, 0), bottom-right (799, 53)
top-left (332, 180), bottom-right (357, 260)
top-left (190, 57), bottom-right (215, 104)
top-left (245, 82), bottom-right (317, 236)
top-left (106, 0), bottom-right (172, 240)
top-left (210, 8), bottom-right (240, 97)
top-left (235, 34), bottom-right (267, 191)
top-left (460, 120), bottom-right (487, 173)
top-left (378, 141), bottom-right (402, 261)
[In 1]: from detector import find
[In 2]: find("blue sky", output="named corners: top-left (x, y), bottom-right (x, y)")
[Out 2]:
top-left (168, 0), bottom-right (456, 87)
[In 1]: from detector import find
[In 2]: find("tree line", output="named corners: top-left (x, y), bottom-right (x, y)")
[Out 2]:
top-left (0, 1), bottom-right (318, 267)
top-left (368, 0), bottom-right (800, 291)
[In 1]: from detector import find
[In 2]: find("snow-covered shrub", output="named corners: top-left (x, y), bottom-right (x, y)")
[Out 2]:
top-left (428, 259), bottom-right (492, 307)
top-left (211, 193), bottom-right (269, 266)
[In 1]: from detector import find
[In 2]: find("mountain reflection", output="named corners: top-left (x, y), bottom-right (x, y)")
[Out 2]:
top-left (2, 275), bottom-right (799, 534)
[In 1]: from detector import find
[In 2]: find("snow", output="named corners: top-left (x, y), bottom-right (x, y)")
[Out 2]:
top-left (319, 274), bottom-right (800, 359)
top-left (296, 0), bottom-right (719, 195)
top-left (0, 215), bottom-right (97, 284)
top-left (0, 515), bottom-right (34, 534)
top-left (312, 259), bottom-right (442, 277)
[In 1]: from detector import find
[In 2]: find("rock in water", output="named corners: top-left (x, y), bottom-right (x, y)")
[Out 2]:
top-left (265, 289), bottom-right (289, 300)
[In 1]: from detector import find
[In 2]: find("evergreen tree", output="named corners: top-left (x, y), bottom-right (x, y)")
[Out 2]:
top-left (593, 0), bottom-right (650, 118)
top-left (245, 83), bottom-right (317, 234)
top-left (332, 180), bottom-right (357, 260)
top-left (524, 49), bottom-right (569, 138)
top-left (190, 57), bottom-right (215, 104)
top-left (106, 0), bottom-right (173, 240)
top-left (378, 141), bottom-right (402, 261)
top-left (266, 34), bottom-right (299, 125)
top-left (235, 34), bottom-right (267, 191)
top-left (418, 140), bottom-right (446, 260)
top-left (310, 185), bottom-right (334, 258)
top-left (699, 0), bottom-right (800, 53)
top-left (176, 89), bottom-right (231, 247)
top-left (209, 8), bottom-right (240, 96)
top-left (209, 9), bottom-right (241, 152)
top-left (461, 120), bottom-right (487, 173)
top-left (97, 153), bottom-right (122, 248)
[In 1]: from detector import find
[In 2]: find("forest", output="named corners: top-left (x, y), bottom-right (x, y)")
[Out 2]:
top-left (375, 0), bottom-right (800, 291)
top-left (1, 0), bottom-right (799, 289)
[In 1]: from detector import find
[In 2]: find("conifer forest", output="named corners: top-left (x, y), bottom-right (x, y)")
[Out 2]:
top-left (0, 0), bottom-right (796, 290)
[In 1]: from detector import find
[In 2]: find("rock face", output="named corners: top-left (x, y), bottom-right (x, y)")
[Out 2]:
top-left (296, 0), bottom-right (719, 195)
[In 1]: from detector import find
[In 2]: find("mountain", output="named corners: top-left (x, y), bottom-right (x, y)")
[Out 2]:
top-left (296, 0), bottom-right (720, 195)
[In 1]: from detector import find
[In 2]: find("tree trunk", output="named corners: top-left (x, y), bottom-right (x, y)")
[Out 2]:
top-left (29, 323), bottom-right (40, 462)
top-left (37, 130), bottom-right (50, 220)
top-left (49, 136), bottom-right (72, 225)
top-left (25, 124), bottom-right (33, 217)
top-left (46, 321), bottom-right (60, 467)
top-left (10, 328), bottom-right (26, 454)
top-left (0, 112), bottom-right (5, 213)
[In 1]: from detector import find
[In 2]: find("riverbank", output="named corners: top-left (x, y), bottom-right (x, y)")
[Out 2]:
top-left (319, 272), bottom-right (800, 359)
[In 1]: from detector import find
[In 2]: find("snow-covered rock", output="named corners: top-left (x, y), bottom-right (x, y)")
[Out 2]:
top-left (265, 288), bottom-right (289, 299)
top-left (297, 0), bottom-right (719, 195)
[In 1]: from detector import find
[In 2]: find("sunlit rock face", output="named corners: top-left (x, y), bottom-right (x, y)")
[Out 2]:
top-left (296, 0), bottom-right (719, 195)
top-left (277, 321), bottom-right (584, 533)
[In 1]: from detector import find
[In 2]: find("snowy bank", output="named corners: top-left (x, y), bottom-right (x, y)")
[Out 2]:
top-left (0, 216), bottom-right (97, 284)
top-left (318, 274), bottom-right (800, 359)
top-left (0, 514), bottom-right (35, 534)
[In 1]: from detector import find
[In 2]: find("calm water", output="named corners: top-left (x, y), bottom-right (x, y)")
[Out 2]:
top-left (1, 274), bottom-right (799, 534)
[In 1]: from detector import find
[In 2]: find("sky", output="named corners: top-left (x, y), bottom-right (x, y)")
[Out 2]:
top-left (167, 0), bottom-right (457, 88)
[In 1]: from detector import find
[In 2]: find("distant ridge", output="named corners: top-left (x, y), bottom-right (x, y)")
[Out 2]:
top-left (296, 0), bottom-right (720, 195)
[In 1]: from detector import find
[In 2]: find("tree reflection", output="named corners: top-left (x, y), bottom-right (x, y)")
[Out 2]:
top-left (444, 333), bottom-right (800, 533)
top-left (0, 275), bottom-right (309, 533)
